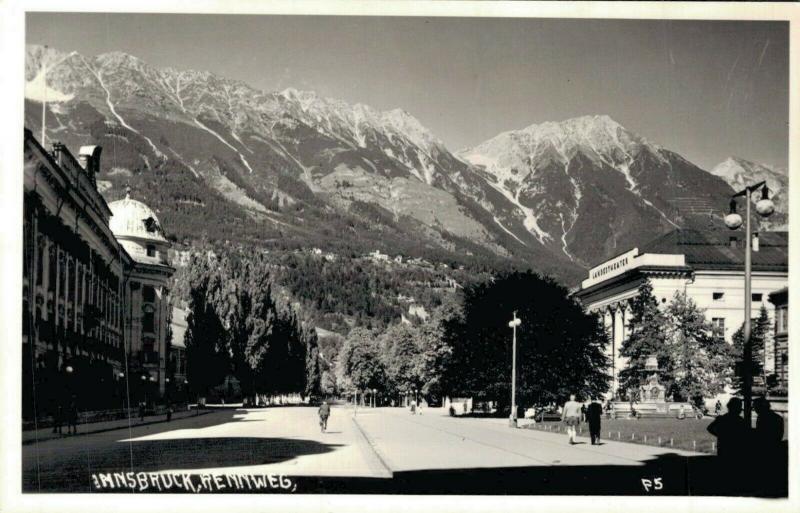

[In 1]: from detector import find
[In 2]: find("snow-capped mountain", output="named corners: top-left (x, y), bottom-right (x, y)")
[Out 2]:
top-left (710, 157), bottom-right (788, 229)
top-left (459, 116), bottom-right (737, 266)
top-left (25, 44), bottom-right (578, 281)
top-left (24, 44), bottom-right (762, 283)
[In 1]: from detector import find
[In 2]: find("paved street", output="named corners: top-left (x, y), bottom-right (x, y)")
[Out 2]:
top-left (22, 406), bottom-right (786, 495)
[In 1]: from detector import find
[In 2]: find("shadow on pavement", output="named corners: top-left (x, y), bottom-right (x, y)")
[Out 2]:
top-left (24, 436), bottom-right (343, 492)
top-left (23, 409), bottom-right (345, 493)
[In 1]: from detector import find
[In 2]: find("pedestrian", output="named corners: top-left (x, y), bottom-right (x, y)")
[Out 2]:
top-left (51, 401), bottom-right (63, 435)
top-left (586, 397), bottom-right (603, 445)
top-left (410, 400), bottom-right (417, 415)
top-left (318, 400), bottom-right (331, 433)
top-left (752, 397), bottom-right (786, 494)
top-left (561, 394), bottom-right (582, 445)
top-left (139, 401), bottom-right (146, 422)
top-left (707, 397), bottom-right (749, 460)
top-left (580, 403), bottom-right (587, 422)
top-left (67, 395), bottom-right (78, 435)
top-left (753, 397), bottom-right (783, 450)
top-left (166, 397), bottom-right (173, 422)
top-left (678, 404), bottom-right (686, 420)
top-left (714, 400), bottom-right (722, 416)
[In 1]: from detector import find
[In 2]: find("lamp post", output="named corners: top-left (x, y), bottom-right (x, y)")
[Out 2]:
top-left (724, 181), bottom-right (774, 425)
top-left (508, 311), bottom-right (521, 428)
top-left (372, 388), bottom-right (377, 408)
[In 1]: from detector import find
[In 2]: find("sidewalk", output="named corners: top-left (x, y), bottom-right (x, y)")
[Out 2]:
top-left (22, 408), bottom-right (212, 445)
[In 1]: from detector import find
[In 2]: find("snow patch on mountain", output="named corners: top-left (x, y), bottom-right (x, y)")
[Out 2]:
top-left (80, 56), bottom-right (164, 160)
top-left (25, 69), bottom-right (75, 103)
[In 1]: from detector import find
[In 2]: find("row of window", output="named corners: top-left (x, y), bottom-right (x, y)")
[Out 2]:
top-left (712, 292), bottom-right (764, 302)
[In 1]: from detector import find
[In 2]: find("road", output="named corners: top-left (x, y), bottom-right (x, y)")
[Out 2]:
top-left (22, 405), bottom-right (786, 495)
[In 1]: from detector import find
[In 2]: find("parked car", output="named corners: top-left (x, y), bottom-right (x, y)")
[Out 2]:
top-left (534, 405), bottom-right (562, 422)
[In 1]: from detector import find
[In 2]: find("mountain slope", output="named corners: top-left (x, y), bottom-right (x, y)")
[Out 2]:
top-left (24, 44), bottom-right (581, 282)
top-left (710, 157), bottom-right (788, 230)
top-left (26, 44), bottom-right (775, 284)
top-left (459, 115), bottom-right (738, 267)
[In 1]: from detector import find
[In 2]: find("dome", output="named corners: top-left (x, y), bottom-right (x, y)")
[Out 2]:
top-left (108, 192), bottom-right (168, 242)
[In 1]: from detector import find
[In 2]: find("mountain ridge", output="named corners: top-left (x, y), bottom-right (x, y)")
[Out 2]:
top-left (24, 43), bottom-right (783, 283)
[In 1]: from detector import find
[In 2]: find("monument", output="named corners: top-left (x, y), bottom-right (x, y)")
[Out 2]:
top-left (611, 356), bottom-right (693, 418)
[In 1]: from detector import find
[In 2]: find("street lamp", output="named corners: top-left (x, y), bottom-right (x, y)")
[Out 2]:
top-left (372, 388), bottom-right (377, 408)
top-left (508, 311), bottom-right (522, 428)
top-left (725, 182), bottom-right (774, 425)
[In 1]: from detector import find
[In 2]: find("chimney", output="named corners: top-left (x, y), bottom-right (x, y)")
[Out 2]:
top-left (51, 140), bottom-right (66, 164)
top-left (78, 145), bottom-right (102, 187)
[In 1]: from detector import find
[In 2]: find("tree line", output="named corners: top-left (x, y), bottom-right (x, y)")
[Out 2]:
top-left (331, 271), bottom-right (611, 411)
top-left (183, 252), bottom-right (321, 404)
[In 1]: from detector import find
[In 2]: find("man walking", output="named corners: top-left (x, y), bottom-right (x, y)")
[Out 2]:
top-left (318, 400), bottom-right (331, 433)
top-left (586, 397), bottom-right (603, 445)
top-left (562, 394), bottom-right (582, 445)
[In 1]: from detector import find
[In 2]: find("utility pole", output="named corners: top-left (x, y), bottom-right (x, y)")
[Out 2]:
top-left (508, 311), bottom-right (521, 428)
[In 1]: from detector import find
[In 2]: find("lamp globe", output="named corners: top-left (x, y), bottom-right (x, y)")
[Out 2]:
top-left (725, 212), bottom-right (743, 230)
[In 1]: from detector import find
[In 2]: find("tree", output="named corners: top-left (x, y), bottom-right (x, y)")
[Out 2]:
top-left (440, 271), bottom-right (609, 411)
top-left (380, 323), bottom-right (424, 397)
top-left (618, 281), bottom-right (670, 400)
top-left (665, 291), bottom-right (732, 406)
top-left (320, 370), bottom-right (338, 397)
top-left (732, 305), bottom-right (771, 394)
top-left (339, 327), bottom-right (386, 397)
top-left (303, 324), bottom-right (322, 400)
top-left (184, 258), bottom-right (229, 398)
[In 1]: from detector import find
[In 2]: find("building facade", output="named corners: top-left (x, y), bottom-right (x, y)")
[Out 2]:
top-left (768, 288), bottom-right (788, 390)
top-left (22, 129), bottom-right (174, 419)
top-left (573, 228), bottom-right (788, 398)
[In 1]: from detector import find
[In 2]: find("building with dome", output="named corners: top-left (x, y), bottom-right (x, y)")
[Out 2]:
top-left (108, 191), bottom-right (176, 400)
top-left (22, 129), bottom-right (175, 418)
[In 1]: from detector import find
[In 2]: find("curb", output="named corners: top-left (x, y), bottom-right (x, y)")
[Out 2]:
top-left (22, 410), bottom-right (215, 445)
top-left (350, 414), bottom-right (394, 478)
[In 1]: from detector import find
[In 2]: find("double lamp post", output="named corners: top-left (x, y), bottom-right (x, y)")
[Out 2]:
top-left (723, 181), bottom-right (774, 425)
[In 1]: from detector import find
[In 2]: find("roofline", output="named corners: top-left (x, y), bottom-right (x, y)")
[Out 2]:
top-left (573, 265), bottom-right (693, 298)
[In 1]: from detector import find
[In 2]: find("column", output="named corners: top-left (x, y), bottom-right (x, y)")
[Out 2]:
top-left (613, 305), bottom-right (625, 397)
top-left (63, 256), bottom-right (70, 332)
top-left (80, 263), bottom-right (86, 334)
top-left (54, 247), bottom-right (62, 328)
top-left (602, 309), bottom-right (614, 399)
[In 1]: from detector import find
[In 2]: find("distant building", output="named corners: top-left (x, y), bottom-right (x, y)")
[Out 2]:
top-left (22, 129), bottom-right (174, 418)
top-left (409, 305), bottom-right (429, 322)
top-left (768, 288), bottom-right (788, 390)
top-left (573, 228), bottom-right (788, 398)
top-left (369, 249), bottom-right (389, 262)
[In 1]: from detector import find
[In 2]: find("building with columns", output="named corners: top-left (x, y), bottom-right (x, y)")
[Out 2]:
top-left (22, 128), bottom-right (174, 418)
top-left (573, 228), bottom-right (788, 399)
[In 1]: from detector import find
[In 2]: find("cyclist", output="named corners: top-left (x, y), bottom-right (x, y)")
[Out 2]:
top-left (318, 400), bottom-right (331, 433)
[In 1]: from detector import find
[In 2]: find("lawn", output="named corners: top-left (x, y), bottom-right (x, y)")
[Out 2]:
top-left (524, 415), bottom-right (788, 454)
top-left (526, 417), bottom-right (704, 454)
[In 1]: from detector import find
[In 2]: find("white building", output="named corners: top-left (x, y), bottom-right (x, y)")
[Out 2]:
top-left (573, 228), bottom-right (788, 398)
top-left (109, 192), bottom-right (175, 396)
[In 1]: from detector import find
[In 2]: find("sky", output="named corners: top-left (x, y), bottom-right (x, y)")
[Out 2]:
top-left (26, 13), bottom-right (789, 170)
